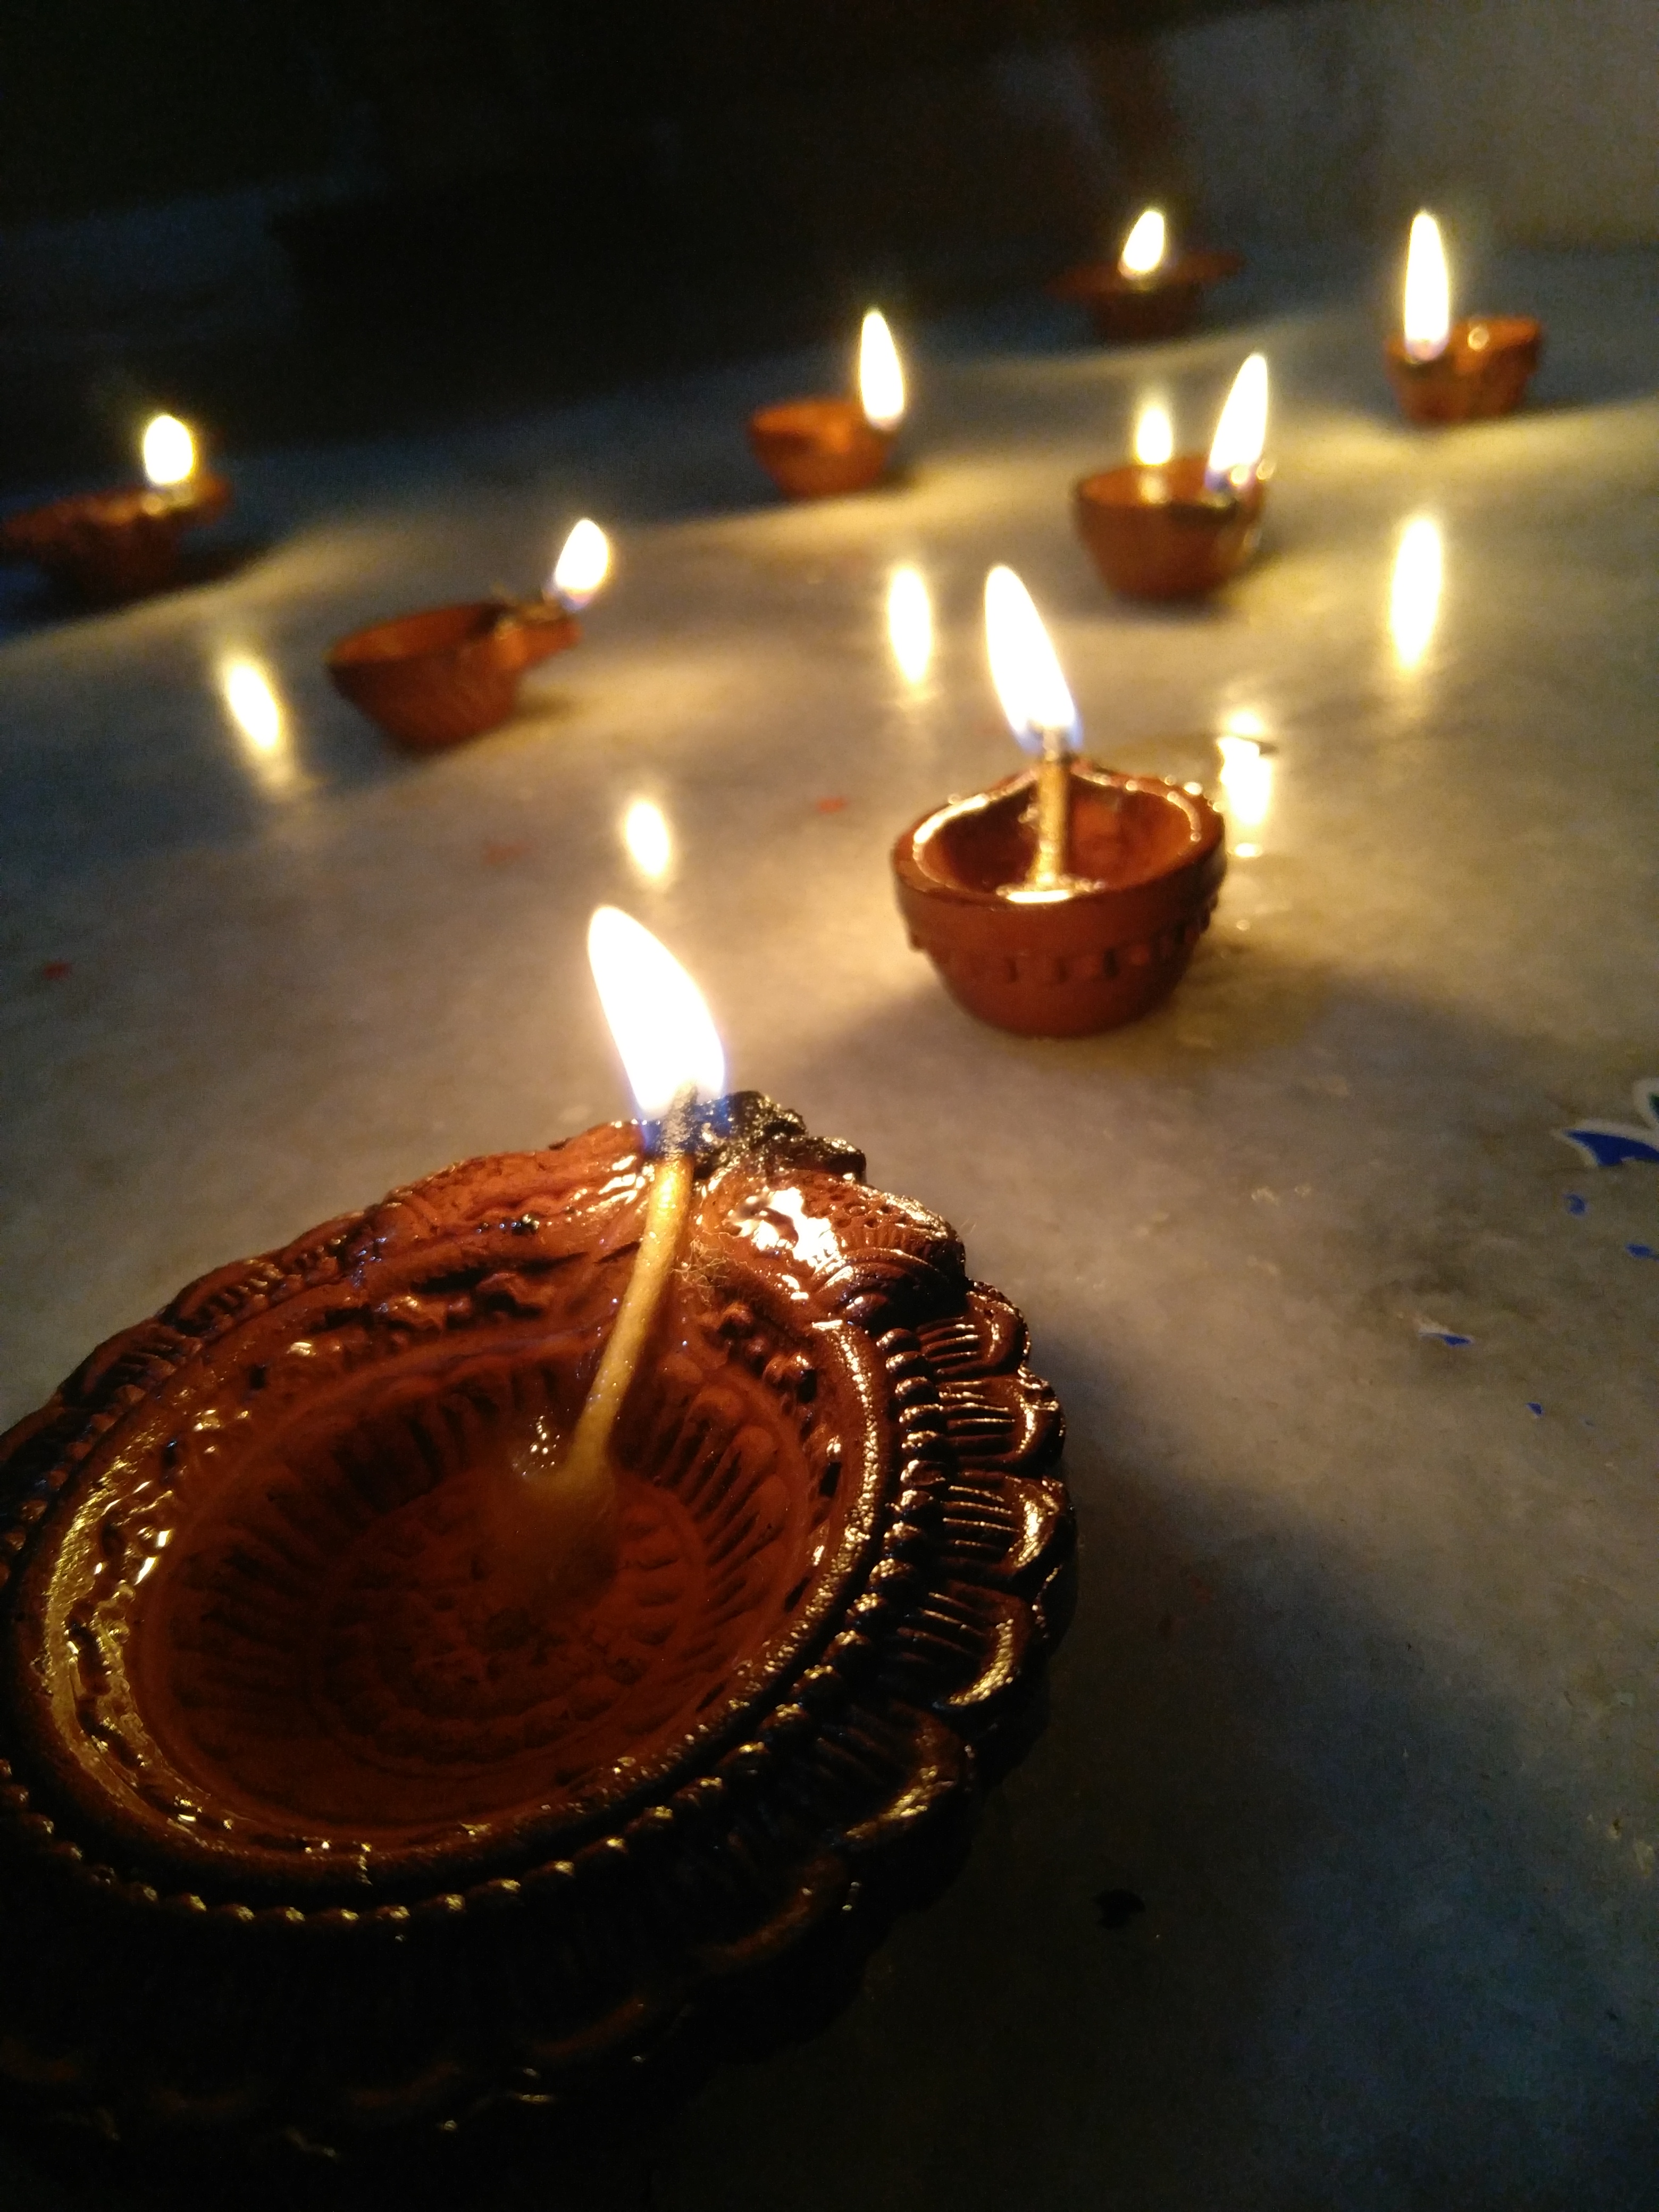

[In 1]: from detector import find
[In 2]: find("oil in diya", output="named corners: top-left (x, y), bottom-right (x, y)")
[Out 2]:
top-left (892, 566), bottom-right (1225, 1034)
top-left (1385, 211), bottom-right (1543, 424)
top-left (0, 908), bottom-right (1072, 2145)
top-left (0, 412), bottom-right (231, 602)
top-left (326, 516), bottom-right (609, 751)
top-left (1074, 353), bottom-right (1270, 600)
top-left (1050, 205), bottom-right (1244, 345)
top-left (748, 308), bottom-right (906, 498)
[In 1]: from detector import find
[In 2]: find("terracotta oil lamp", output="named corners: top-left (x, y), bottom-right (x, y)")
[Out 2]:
top-left (1385, 211), bottom-right (1542, 424)
top-left (1050, 207), bottom-right (1243, 345)
top-left (326, 517), bottom-right (608, 751)
top-left (893, 567), bottom-right (1225, 1035)
top-left (0, 414), bottom-right (230, 603)
top-left (748, 309), bottom-right (905, 498)
top-left (1074, 354), bottom-right (1270, 600)
top-left (0, 912), bottom-right (1071, 2148)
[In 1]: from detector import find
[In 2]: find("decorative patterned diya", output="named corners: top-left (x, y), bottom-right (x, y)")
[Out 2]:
top-left (747, 399), bottom-right (894, 500)
top-left (327, 599), bottom-right (580, 751)
top-left (0, 1097), bottom-right (1070, 2149)
top-left (1049, 249), bottom-right (1243, 344)
top-left (1384, 316), bottom-right (1544, 424)
top-left (894, 764), bottom-right (1226, 1035)
top-left (0, 477), bottom-right (232, 603)
top-left (1073, 454), bottom-right (1268, 600)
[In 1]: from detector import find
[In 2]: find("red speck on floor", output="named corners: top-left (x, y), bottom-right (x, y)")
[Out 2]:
top-left (40, 960), bottom-right (71, 981)
top-left (814, 796), bottom-right (848, 815)
top-left (482, 840), bottom-right (531, 866)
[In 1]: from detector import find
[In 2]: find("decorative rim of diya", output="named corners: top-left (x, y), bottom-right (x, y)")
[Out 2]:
top-left (0, 1096), bottom-right (1071, 2143)
top-left (1049, 248), bottom-right (1244, 340)
top-left (326, 596), bottom-right (580, 750)
top-left (1384, 316), bottom-right (1543, 424)
top-left (893, 762), bottom-right (1226, 1035)
top-left (0, 476), bottom-right (232, 601)
top-left (747, 398), bottom-right (895, 500)
top-left (1073, 454), bottom-right (1269, 600)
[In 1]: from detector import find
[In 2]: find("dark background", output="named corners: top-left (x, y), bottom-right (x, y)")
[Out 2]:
top-left (0, 1), bottom-right (1266, 488)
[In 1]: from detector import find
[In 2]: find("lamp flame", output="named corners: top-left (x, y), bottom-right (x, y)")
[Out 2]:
top-left (1203, 353), bottom-right (1269, 495)
top-left (886, 565), bottom-right (933, 685)
top-left (142, 414), bottom-right (195, 488)
top-left (588, 907), bottom-right (724, 1132)
top-left (984, 566), bottom-right (1079, 759)
top-left (1402, 211), bottom-right (1450, 363)
top-left (1118, 208), bottom-right (1167, 278)
top-left (1133, 399), bottom-right (1174, 467)
top-left (1389, 513), bottom-right (1443, 670)
top-left (859, 310), bottom-right (905, 431)
top-left (550, 518), bottom-right (610, 610)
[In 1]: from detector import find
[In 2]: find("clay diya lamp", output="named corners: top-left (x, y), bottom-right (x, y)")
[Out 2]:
top-left (1386, 211), bottom-right (1543, 424)
top-left (0, 910), bottom-right (1071, 2150)
top-left (748, 308), bottom-right (905, 499)
top-left (0, 414), bottom-right (230, 604)
top-left (893, 567), bottom-right (1225, 1036)
top-left (1050, 208), bottom-right (1243, 345)
top-left (326, 517), bottom-right (608, 751)
top-left (1075, 353), bottom-right (1270, 600)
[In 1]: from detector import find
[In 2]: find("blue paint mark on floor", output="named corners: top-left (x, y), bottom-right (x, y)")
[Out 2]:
top-left (1627, 1243), bottom-right (1659, 1260)
top-left (1562, 1129), bottom-right (1659, 1167)
top-left (1559, 1080), bottom-right (1659, 1168)
top-left (1419, 1328), bottom-right (1473, 1347)
top-left (1527, 1402), bottom-right (1544, 1417)
top-left (1565, 1193), bottom-right (1588, 1216)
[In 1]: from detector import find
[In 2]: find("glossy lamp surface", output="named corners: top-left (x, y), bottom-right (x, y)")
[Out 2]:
top-left (0, 1100), bottom-right (1070, 2144)
top-left (747, 399), bottom-right (894, 499)
top-left (0, 476), bottom-right (231, 601)
top-left (327, 600), bottom-right (579, 749)
top-left (894, 764), bottom-right (1226, 1035)
top-left (1049, 248), bottom-right (1243, 342)
top-left (1385, 316), bottom-right (1544, 423)
top-left (1074, 454), bottom-right (1267, 599)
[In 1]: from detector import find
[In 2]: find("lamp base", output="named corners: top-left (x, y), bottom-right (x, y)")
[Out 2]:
top-left (894, 763), bottom-right (1227, 1035)
top-left (1385, 317), bottom-right (1543, 423)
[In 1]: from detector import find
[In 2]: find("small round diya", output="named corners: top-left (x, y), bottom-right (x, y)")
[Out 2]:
top-left (1049, 249), bottom-right (1243, 345)
top-left (747, 399), bottom-right (894, 500)
top-left (0, 1097), bottom-right (1070, 2147)
top-left (1073, 453), bottom-right (1267, 600)
top-left (1385, 316), bottom-right (1544, 424)
top-left (0, 476), bottom-right (232, 604)
top-left (327, 599), bottom-right (580, 751)
top-left (894, 763), bottom-right (1226, 1035)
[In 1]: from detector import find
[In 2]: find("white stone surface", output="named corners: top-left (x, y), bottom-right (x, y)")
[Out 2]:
top-left (1161, 0), bottom-right (1659, 246)
top-left (2, 247), bottom-right (1657, 2203)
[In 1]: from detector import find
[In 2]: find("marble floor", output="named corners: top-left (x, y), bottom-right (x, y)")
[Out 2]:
top-left (2, 247), bottom-right (1658, 2209)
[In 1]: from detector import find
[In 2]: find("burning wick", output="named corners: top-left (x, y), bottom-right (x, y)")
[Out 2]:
top-left (1118, 208), bottom-right (1167, 280)
top-left (518, 908), bottom-right (724, 1596)
top-left (1402, 211), bottom-right (1451, 364)
top-left (984, 566), bottom-right (1086, 900)
top-left (858, 309), bottom-right (906, 433)
top-left (547, 517), bottom-right (610, 613)
top-left (141, 414), bottom-right (196, 498)
top-left (1202, 353), bottom-right (1269, 497)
